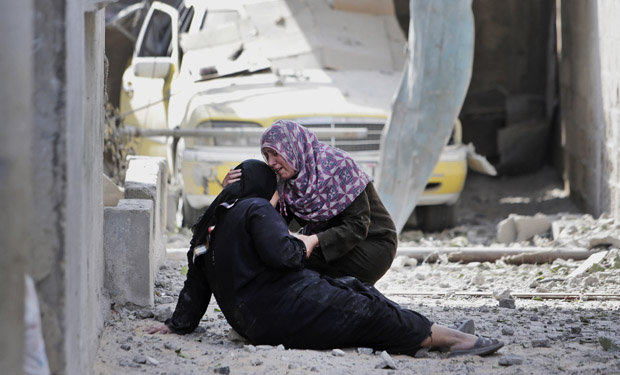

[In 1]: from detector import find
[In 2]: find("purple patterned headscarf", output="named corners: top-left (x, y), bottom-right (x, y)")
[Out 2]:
top-left (260, 120), bottom-right (371, 222)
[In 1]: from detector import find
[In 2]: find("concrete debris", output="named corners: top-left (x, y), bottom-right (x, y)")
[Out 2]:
top-left (466, 142), bottom-right (497, 176)
top-left (599, 337), bottom-right (620, 352)
top-left (357, 347), bottom-right (374, 355)
top-left (497, 214), bottom-right (551, 243)
top-left (567, 251), bottom-right (608, 279)
top-left (153, 306), bottom-right (172, 322)
top-left (531, 339), bottom-right (551, 348)
top-left (103, 173), bottom-right (124, 207)
top-left (551, 214), bottom-right (620, 249)
top-left (498, 354), bottom-right (524, 366)
top-left (492, 289), bottom-right (512, 300)
top-left (376, 351), bottom-right (397, 369)
top-left (227, 329), bottom-right (246, 342)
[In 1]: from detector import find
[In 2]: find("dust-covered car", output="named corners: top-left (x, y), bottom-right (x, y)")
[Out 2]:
top-left (119, 0), bottom-right (467, 230)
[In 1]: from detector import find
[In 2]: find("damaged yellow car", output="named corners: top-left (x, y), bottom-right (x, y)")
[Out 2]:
top-left (119, 0), bottom-right (467, 231)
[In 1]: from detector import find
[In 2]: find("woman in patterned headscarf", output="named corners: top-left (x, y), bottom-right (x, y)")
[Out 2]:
top-left (253, 119), bottom-right (397, 284)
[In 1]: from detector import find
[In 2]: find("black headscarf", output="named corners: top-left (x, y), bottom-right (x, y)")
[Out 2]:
top-left (190, 159), bottom-right (277, 248)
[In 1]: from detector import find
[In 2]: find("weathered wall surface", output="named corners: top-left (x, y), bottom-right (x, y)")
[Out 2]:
top-left (560, 0), bottom-right (620, 220)
top-left (0, 0), bottom-right (33, 373)
top-left (460, 0), bottom-right (556, 163)
top-left (30, 0), bottom-right (107, 373)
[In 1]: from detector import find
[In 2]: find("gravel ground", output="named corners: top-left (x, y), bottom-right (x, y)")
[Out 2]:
top-left (94, 166), bottom-right (620, 374)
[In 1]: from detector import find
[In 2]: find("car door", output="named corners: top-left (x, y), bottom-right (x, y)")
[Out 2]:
top-left (120, 1), bottom-right (179, 158)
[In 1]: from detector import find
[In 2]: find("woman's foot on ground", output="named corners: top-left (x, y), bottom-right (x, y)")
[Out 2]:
top-left (448, 337), bottom-right (504, 357)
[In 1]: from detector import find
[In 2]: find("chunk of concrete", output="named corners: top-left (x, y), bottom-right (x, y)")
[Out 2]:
top-left (103, 173), bottom-right (124, 207)
top-left (497, 214), bottom-right (551, 243)
top-left (513, 213), bottom-right (551, 241)
top-left (125, 156), bottom-right (168, 269)
top-left (496, 216), bottom-right (517, 243)
top-left (104, 199), bottom-right (154, 307)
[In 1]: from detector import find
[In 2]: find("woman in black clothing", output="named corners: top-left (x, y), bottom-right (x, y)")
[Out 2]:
top-left (147, 159), bottom-right (503, 357)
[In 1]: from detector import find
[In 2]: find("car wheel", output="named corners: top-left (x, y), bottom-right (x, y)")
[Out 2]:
top-left (418, 203), bottom-right (458, 232)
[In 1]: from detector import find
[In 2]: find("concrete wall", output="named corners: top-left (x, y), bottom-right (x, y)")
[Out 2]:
top-left (460, 0), bottom-right (556, 164)
top-left (29, 0), bottom-right (107, 373)
top-left (0, 0), bottom-right (33, 373)
top-left (560, 0), bottom-right (620, 220)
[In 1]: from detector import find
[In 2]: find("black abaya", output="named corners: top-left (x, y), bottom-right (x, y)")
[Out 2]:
top-left (167, 197), bottom-right (432, 355)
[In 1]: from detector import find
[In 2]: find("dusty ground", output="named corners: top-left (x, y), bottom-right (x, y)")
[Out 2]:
top-left (94, 166), bottom-right (620, 374)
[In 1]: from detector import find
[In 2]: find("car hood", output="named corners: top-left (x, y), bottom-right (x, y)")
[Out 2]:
top-left (171, 69), bottom-right (401, 129)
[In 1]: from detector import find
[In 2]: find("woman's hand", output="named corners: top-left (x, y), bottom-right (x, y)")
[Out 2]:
top-left (222, 168), bottom-right (242, 187)
top-left (290, 232), bottom-right (319, 258)
top-left (145, 324), bottom-right (172, 334)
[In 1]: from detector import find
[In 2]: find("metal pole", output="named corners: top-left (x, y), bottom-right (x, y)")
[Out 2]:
top-left (121, 125), bottom-right (368, 139)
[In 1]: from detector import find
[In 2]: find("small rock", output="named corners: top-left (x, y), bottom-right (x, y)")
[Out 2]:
top-left (391, 255), bottom-right (410, 269)
top-left (288, 363), bottom-right (298, 370)
top-left (357, 347), bottom-right (374, 355)
top-left (532, 339), bottom-right (551, 348)
top-left (133, 355), bottom-right (147, 364)
top-left (154, 306), bottom-right (173, 322)
top-left (250, 359), bottom-right (263, 366)
top-left (214, 366), bottom-right (230, 374)
top-left (583, 275), bottom-right (598, 287)
top-left (530, 314), bottom-right (539, 321)
top-left (227, 329), bottom-right (244, 341)
top-left (146, 356), bottom-right (159, 366)
top-left (570, 326), bottom-right (581, 334)
top-left (599, 337), bottom-right (620, 352)
top-left (157, 296), bottom-right (175, 304)
top-left (310, 367), bottom-right (319, 372)
top-left (163, 342), bottom-right (181, 351)
top-left (439, 282), bottom-right (450, 288)
top-left (256, 345), bottom-right (274, 350)
top-left (120, 343), bottom-right (131, 351)
top-left (136, 309), bottom-right (154, 319)
top-left (492, 289), bottom-right (512, 300)
top-left (472, 274), bottom-right (485, 286)
top-left (244, 344), bottom-right (257, 353)
top-left (332, 349), bottom-right (345, 356)
top-left (501, 327), bottom-right (515, 336)
top-left (194, 326), bottom-right (207, 334)
top-left (414, 348), bottom-right (429, 358)
top-left (499, 298), bottom-right (515, 309)
top-left (377, 351), bottom-right (397, 370)
top-left (276, 344), bottom-right (285, 351)
top-left (498, 354), bottom-right (524, 366)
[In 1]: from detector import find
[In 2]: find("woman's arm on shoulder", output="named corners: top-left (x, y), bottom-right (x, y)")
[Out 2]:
top-left (248, 200), bottom-right (307, 269)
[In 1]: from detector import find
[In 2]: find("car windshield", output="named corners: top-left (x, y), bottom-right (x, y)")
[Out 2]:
top-left (180, 9), bottom-right (251, 51)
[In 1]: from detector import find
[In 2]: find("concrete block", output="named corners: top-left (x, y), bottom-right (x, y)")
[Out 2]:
top-left (513, 213), bottom-right (551, 241)
top-left (497, 214), bottom-right (551, 243)
top-left (104, 199), bottom-right (154, 307)
top-left (125, 156), bottom-right (168, 268)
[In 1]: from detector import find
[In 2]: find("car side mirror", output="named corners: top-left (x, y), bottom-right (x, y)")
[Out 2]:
top-left (133, 57), bottom-right (172, 79)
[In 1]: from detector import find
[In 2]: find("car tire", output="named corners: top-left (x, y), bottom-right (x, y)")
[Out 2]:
top-left (418, 203), bottom-right (458, 232)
